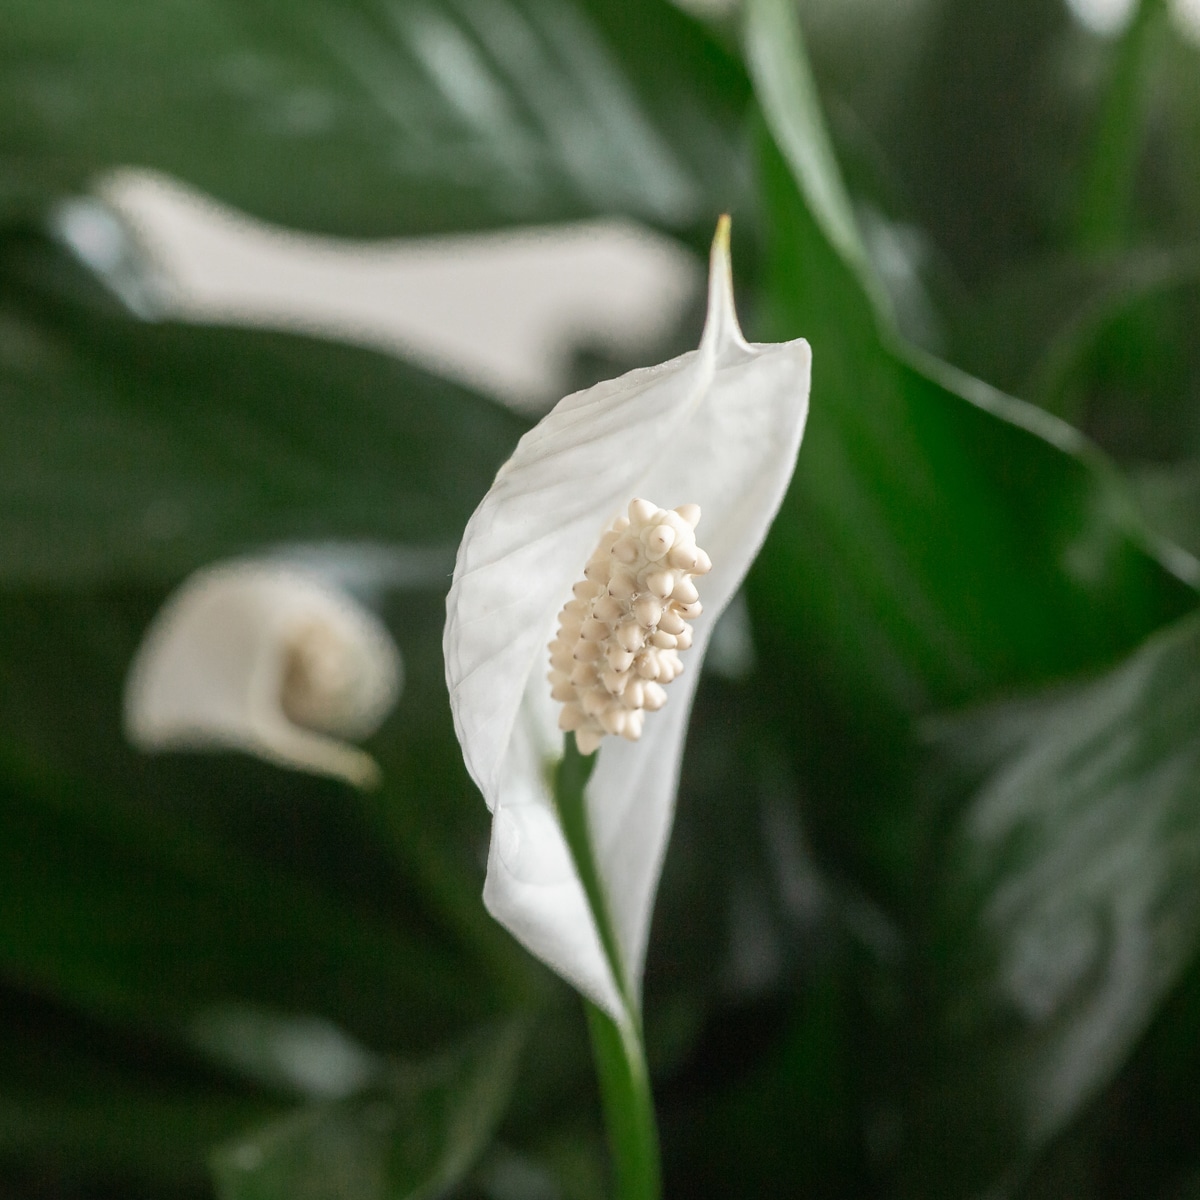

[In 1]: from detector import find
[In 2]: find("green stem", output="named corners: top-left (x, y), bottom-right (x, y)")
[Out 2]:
top-left (552, 734), bottom-right (662, 1200)
top-left (1074, 0), bottom-right (1165, 254)
top-left (585, 1001), bottom-right (662, 1200)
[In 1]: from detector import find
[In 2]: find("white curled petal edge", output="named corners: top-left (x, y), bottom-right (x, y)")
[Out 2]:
top-left (125, 560), bottom-right (402, 788)
top-left (444, 226), bottom-right (811, 1020)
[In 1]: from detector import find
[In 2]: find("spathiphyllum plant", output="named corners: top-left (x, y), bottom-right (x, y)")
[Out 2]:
top-left (443, 217), bottom-right (810, 1198)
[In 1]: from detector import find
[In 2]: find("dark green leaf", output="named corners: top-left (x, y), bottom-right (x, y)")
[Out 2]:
top-left (840, 0), bottom-right (1074, 287)
top-left (1034, 259), bottom-right (1200, 461)
top-left (0, 227), bottom-right (528, 585)
top-left (660, 967), bottom-right (869, 1200)
top-left (911, 611), bottom-right (1200, 1195)
top-left (946, 249), bottom-right (1200, 542)
top-left (1131, 458), bottom-right (1200, 560)
top-left (210, 1023), bottom-right (524, 1200)
top-left (1158, 20), bottom-right (1200, 242)
top-left (741, 0), bottom-right (1196, 894)
top-left (1015, 939), bottom-right (1200, 1198)
top-left (2, 0), bottom-right (747, 237)
top-left (0, 986), bottom-right (282, 1190)
top-left (0, 740), bottom-right (492, 1053)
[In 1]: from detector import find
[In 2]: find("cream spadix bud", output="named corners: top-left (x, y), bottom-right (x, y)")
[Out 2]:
top-left (658, 610), bottom-right (686, 636)
top-left (546, 499), bottom-right (709, 755)
top-left (672, 578), bottom-right (700, 606)
top-left (613, 539), bottom-right (641, 565)
top-left (617, 622), bottom-right (646, 652)
top-left (645, 571), bottom-right (675, 599)
top-left (593, 595), bottom-right (624, 623)
top-left (633, 596), bottom-right (663, 628)
top-left (570, 661), bottom-right (599, 687)
top-left (629, 498), bottom-right (657, 524)
top-left (644, 525), bottom-right (676, 560)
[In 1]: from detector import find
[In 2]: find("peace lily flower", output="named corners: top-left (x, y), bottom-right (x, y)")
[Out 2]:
top-left (125, 559), bottom-right (402, 788)
top-left (444, 218), bottom-right (811, 1023)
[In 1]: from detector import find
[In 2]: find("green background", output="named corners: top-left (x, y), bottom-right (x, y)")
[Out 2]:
top-left (3, 0), bottom-right (1200, 1195)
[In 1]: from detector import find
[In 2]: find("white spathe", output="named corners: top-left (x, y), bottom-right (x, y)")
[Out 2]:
top-left (125, 560), bottom-right (402, 788)
top-left (444, 220), bottom-right (811, 1021)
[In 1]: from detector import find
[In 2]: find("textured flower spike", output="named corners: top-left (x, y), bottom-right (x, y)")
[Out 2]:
top-left (125, 560), bottom-right (402, 787)
top-left (549, 498), bottom-right (711, 754)
top-left (445, 216), bottom-right (811, 1021)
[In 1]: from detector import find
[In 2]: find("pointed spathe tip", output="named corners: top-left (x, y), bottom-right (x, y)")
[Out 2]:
top-left (701, 214), bottom-right (747, 356)
top-left (713, 212), bottom-right (732, 255)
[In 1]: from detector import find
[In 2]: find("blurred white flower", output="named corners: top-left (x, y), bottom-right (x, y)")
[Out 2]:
top-left (1064, 0), bottom-right (1135, 37)
top-left (1171, 0), bottom-right (1200, 43)
top-left (124, 560), bottom-right (401, 788)
top-left (444, 218), bottom-right (811, 1020)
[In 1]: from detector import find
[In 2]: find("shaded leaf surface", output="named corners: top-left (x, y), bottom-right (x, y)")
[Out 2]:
top-left (0, 743), bottom-right (486, 1052)
top-left (0, 986), bottom-right (283, 1190)
top-left (1, 0), bottom-right (747, 237)
top-left (211, 1024), bottom-right (524, 1200)
top-left (739, 6), bottom-right (1200, 1196)
top-left (742, 0), bottom-right (1196, 895)
top-left (912, 612), bottom-right (1200, 1195)
top-left (0, 227), bottom-right (528, 585)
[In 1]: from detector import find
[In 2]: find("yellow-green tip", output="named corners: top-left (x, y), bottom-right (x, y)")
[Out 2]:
top-left (701, 214), bottom-right (744, 353)
top-left (713, 213), bottom-right (731, 254)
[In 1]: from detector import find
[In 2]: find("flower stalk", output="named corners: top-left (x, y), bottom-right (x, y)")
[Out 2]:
top-left (553, 734), bottom-right (661, 1200)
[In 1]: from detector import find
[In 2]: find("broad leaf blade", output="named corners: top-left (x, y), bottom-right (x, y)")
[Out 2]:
top-left (210, 1024), bottom-right (524, 1200)
top-left (741, 0), bottom-right (1197, 891)
top-left (0, 228), bottom-right (528, 585)
top-left (1, 0), bottom-right (747, 236)
top-left (0, 987), bottom-right (283, 1190)
top-left (913, 611), bottom-right (1200, 1195)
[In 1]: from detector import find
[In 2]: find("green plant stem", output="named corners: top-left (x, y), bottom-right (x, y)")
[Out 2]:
top-left (553, 734), bottom-right (663, 1200)
top-left (1074, 0), bottom-right (1166, 253)
top-left (585, 1001), bottom-right (662, 1200)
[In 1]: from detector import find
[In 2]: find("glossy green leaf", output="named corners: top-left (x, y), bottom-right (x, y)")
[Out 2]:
top-left (0, 740), bottom-right (494, 1054)
top-left (0, 226), bottom-right (528, 585)
top-left (1160, 19), bottom-right (1200, 242)
top-left (1013, 936), bottom-right (1200, 1198)
top-left (210, 1023), bottom-right (524, 1200)
top-left (0, 988), bottom-right (282, 1190)
top-left (1038, 265), bottom-right (1200, 463)
top-left (1, 0), bottom-right (747, 236)
top-left (936, 246), bottom-right (1200, 558)
top-left (1132, 458), bottom-right (1200, 562)
top-left (910, 611), bottom-right (1200, 1195)
top-left (837, 0), bottom-right (1073, 288)
top-left (937, 251), bottom-right (1198, 413)
top-left (741, 0), bottom-right (1197, 890)
top-left (660, 966), bottom-right (868, 1200)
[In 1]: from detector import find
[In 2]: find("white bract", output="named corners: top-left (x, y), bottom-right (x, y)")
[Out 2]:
top-left (444, 219), bottom-right (811, 1021)
top-left (125, 560), bottom-right (402, 788)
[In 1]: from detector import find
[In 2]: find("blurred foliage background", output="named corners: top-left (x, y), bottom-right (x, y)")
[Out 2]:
top-left (3, 0), bottom-right (1200, 1195)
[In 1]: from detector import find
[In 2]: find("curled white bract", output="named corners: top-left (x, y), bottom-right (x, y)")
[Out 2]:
top-left (444, 219), bottom-right (811, 1021)
top-left (124, 560), bottom-right (402, 788)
